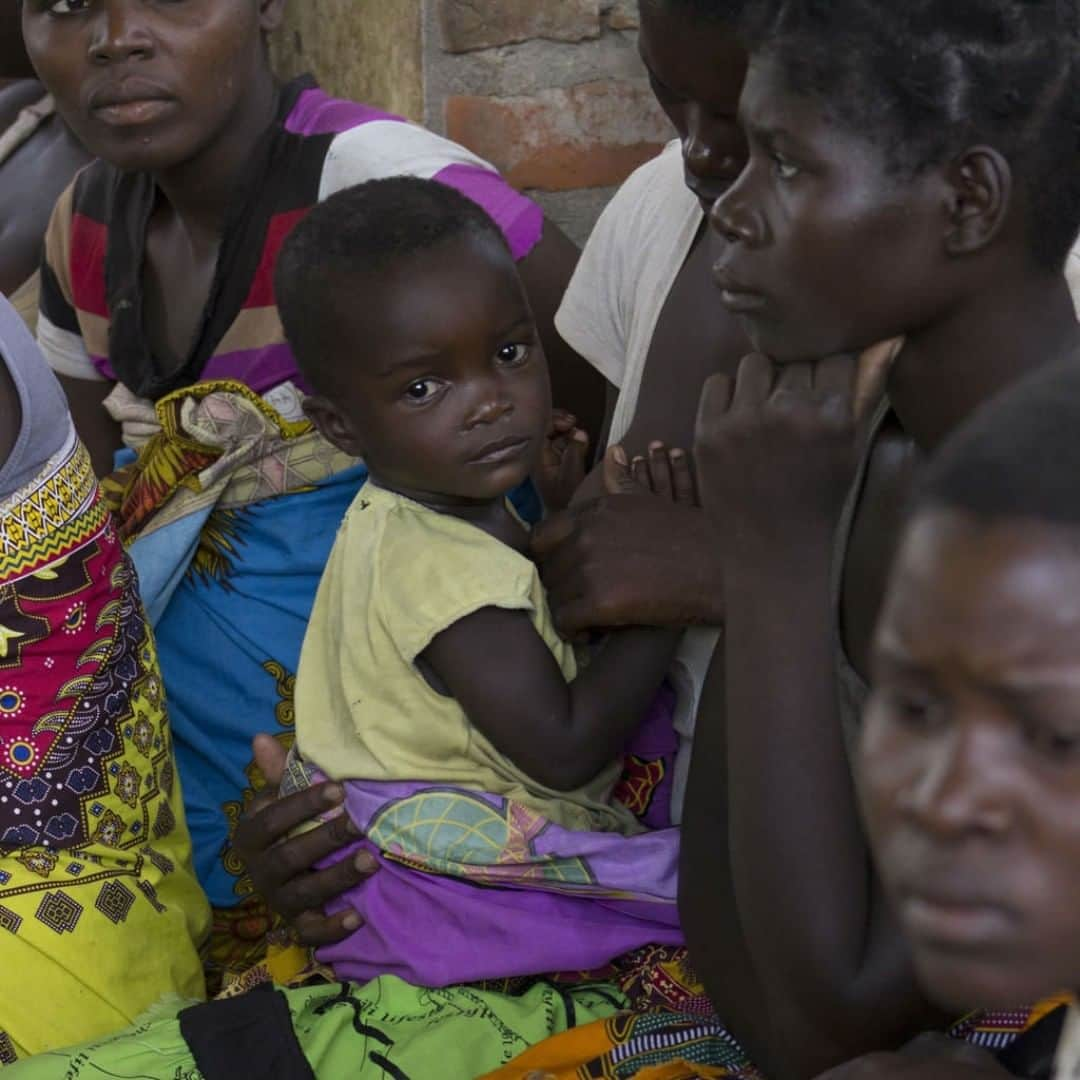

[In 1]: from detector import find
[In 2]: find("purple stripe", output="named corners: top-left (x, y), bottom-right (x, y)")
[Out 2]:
top-left (200, 343), bottom-right (309, 395)
top-left (90, 354), bottom-right (116, 381)
top-left (284, 87), bottom-right (403, 137)
top-left (95, 345), bottom-right (308, 396)
top-left (434, 163), bottom-right (544, 261)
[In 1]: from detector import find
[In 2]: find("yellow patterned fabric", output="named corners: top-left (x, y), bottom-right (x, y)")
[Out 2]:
top-left (0, 427), bottom-right (210, 1066)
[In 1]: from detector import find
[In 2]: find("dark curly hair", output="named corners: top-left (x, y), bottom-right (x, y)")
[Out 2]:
top-left (275, 177), bottom-right (509, 396)
top-left (745, 0), bottom-right (1080, 269)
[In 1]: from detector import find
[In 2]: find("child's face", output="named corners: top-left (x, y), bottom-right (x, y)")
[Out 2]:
top-left (637, 4), bottom-right (748, 210)
top-left (860, 508), bottom-right (1080, 1012)
top-left (309, 234), bottom-right (552, 505)
top-left (22, 0), bottom-right (282, 174)
top-left (711, 52), bottom-right (952, 362)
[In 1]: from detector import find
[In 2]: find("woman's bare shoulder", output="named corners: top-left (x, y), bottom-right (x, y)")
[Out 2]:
top-left (0, 79), bottom-right (48, 133)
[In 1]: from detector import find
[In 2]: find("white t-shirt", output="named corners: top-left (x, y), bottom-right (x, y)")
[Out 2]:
top-left (1055, 1004), bottom-right (1080, 1080)
top-left (556, 141), bottom-right (718, 824)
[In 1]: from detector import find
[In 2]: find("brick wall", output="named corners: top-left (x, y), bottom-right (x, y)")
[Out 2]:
top-left (272, 0), bottom-right (673, 246)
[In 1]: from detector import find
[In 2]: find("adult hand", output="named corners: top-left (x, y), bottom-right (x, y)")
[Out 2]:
top-left (232, 735), bottom-right (378, 947)
top-left (532, 494), bottom-right (723, 636)
top-left (815, 1036), bottom-right (1011, 1080)
top-left (695, 352), bottom-right (888, 541)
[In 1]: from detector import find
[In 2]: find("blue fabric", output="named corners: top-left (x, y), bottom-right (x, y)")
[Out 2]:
top-left (154, 463), bottom-right (368, 907)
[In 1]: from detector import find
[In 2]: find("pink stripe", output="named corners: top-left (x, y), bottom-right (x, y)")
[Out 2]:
top-left (433, 164), bottom-right (544, 261)
top-left (90, 355), bottom-right (116, 381)
top-left (284, 87), bottom-right (402, 137)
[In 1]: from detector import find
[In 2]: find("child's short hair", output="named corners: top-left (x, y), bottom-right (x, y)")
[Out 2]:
top-left (275, 177), bottom-right (509, 396)
top-left (746, 0), bottom-right (1080, 270)
top-left (916, 361), bottom-right (1080, 528)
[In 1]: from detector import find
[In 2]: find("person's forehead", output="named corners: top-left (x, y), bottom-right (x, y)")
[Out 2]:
top-left (882, 510), bottom-right (1080, 667)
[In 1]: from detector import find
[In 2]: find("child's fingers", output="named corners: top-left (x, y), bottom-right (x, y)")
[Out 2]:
top-left (668, 448), bottom-right (698, 506)
top-left (558, 429), bottom-right (589, 498)
top-left (602, 444), bottom-right (638, 495)
top-left (550, 409), bottom-right (578, 434)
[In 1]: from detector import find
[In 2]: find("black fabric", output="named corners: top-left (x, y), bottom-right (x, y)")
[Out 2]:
top-left (100, 75), bottom-right (328, 399)
top-left (996, 1005), bottom-right (1068, 1079)
top-left (178, 983), bottom-right (315, 1080)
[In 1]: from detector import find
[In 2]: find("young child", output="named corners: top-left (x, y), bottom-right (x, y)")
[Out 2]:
top-left (274, 176), bottom-right (685, 989)
top-left (843, 359), bottom-right (1080, 1079)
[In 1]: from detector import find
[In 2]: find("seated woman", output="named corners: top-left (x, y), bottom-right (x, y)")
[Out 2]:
top-left (0, 293), bottom-right (208, 1066)
top-left (0, 1), bottom-right (90, 314)
top-left (19, 0), bottom-right (600, 984)
top-left (824, 359), bottom-right (1080, 1079)
top-left (274, 177), bottom-right (683, 988)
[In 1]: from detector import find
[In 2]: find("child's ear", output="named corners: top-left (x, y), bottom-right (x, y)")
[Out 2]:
top-left (258, 0), bottom-right (287, 33)
top-left (303, 396), bottom-right (365, 458)
top-left (943, 146), bottom-right (1013, 257)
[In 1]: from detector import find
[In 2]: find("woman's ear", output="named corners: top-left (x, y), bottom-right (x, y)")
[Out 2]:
top-left (943, 146), bottom-right (1013, 257)
top-left (258, 0), bottom-right (287, 34)
top-left (303, 396), bottom-right (364, 459)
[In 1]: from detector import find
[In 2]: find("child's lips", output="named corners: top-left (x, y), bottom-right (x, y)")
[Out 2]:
top-left (468, 435), bottom-right (532, 465)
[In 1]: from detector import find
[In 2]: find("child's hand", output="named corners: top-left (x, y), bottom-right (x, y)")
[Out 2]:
top-left (536, 409), bottom-right (590, 511)
top-left (603, 441), bottom-right (698, 505)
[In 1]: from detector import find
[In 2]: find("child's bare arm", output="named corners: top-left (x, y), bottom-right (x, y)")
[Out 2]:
top-left (422, 610), bottom-right (679, 792)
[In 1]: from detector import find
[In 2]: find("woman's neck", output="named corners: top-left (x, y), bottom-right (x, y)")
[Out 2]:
top-left (888, 271), bottom-right (1080, 451)
top-left (150, 68), bottom-right (280, 243)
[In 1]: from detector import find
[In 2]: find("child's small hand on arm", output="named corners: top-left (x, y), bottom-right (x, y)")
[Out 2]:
top-left (536, 409), bottom-right (590, 511)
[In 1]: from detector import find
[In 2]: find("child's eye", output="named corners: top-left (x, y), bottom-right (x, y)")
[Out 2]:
top-left (1024, 722), bottom-right (1080, 761)
top-left (403, 378), bottom-right (442, 404)
top-left (495, 344), bottom-right (530, 367)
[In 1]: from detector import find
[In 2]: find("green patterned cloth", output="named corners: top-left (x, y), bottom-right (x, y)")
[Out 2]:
top-left (8, 977), bottom-right (625, 1079)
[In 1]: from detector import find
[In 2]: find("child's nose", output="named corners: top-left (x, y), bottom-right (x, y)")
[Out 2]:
top-left (465, 395), bottom-right (514, 429)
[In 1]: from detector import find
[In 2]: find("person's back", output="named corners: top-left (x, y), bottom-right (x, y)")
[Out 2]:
top-left (0, 293), bottom-right (209, 1064)
top-left (0, 2), bottom-right (90, 303)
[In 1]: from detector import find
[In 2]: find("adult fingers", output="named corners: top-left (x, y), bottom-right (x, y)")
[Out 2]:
top-left (648, 442), bottom-right (674, 497)
top-left (252, 733), bottom-right (288, 789)
top-left (602, 445), bottom-right (637, 496)
top-left (292, 906), bottom-right (364, 948)
top-left (234, 782), bottom-right (347, 864)
top-left (668, 448), bottom-right (697, 505)
top-left (277, 845), bottom-right (378, 924)
top-left (772, 361), bottom-right (813, 397)
top-left (812, 352), bottom-right (859, 400)
top-left (530, 507), bottom-right (578, 560)
top-left (731, 352), bottom-right (775, 409)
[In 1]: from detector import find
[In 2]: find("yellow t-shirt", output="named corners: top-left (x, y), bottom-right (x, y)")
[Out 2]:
top-left (296, 483), bottom-right (640, 835)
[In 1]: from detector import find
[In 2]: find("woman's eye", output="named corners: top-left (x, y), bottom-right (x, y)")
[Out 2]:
top-left (495, 343), bottom-right (530, 367)
top-left (1026, 724), bottom-right (1080, 760)
top-left (48, 0), bottom-right (91, 13)
top-left (772, 155), bottom-right (800, 180)
top-left (403, 379), bottom-right (440, 404)
top-left (884, 689), bottom-right (937, 728)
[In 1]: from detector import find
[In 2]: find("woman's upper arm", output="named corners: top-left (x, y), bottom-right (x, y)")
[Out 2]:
top-left (57, 374), bottom-right (122, 478)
